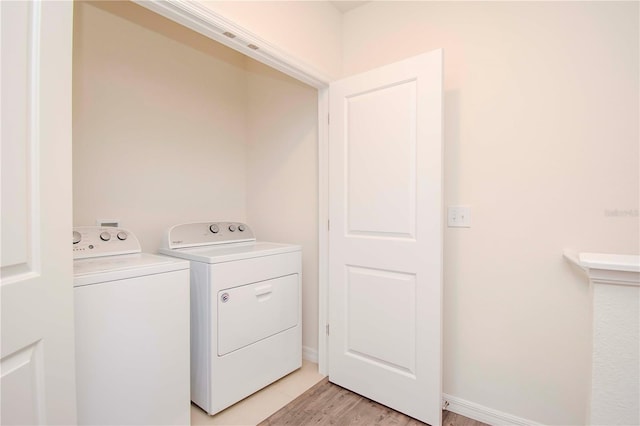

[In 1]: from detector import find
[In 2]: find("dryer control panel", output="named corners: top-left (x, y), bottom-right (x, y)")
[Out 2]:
top-left (73, 226), bottom-right (141, 259)
top-left (164, 222), bottom-right (255, 249)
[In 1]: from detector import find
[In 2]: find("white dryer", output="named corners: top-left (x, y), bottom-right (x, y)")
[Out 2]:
top-left (159, 222), bottom-right (301, 415)
top-left (73, 227), bottom-right (190, 425)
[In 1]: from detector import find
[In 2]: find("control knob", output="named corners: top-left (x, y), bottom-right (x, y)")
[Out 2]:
top-left (73, 231), bottom-right (81, 244)
top-left (209, 224), bottom-right (219, 234)
top-left (100, 231), bottom-right (111, 242)
top-left (238, 224), bottom-right (246, 232)
top-left (117, 231), bottom-right (128, 241)
top-left (228, 224), bottom-right (237, 232)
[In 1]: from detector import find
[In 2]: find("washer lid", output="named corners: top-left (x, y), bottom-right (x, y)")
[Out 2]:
top-left (158, 241), bottom-right (301, 264)
top-left (73, 253), bottom-right (189, 287)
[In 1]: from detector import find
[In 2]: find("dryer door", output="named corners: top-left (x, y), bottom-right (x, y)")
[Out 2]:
top-left (217, 274), bottom-right (299, 356)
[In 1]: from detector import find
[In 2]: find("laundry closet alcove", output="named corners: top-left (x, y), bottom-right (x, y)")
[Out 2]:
top-left (72, 0), bottom-right (320, 362)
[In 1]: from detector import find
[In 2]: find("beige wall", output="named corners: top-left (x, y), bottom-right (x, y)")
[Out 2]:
top-left (342, 2), bottom-right (639, 424)
top-left (245, 59), bottom-right (319, 353)
top-left (73, 1), bottom-right (248, 252)
top-left (201, 1), bottom-right (343, 79)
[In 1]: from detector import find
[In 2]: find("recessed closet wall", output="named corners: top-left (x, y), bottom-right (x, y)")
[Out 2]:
top-left (245, 60), bottom-right (319, 352)
top-left (72, 1), bottom-right (319, 352)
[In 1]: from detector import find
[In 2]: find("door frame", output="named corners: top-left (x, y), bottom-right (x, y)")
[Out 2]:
top-left (133, 0), bottom-right (332, 374)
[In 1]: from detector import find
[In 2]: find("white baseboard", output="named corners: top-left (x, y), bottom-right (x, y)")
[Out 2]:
top-left (443, 394), bottom-right (543, 426)
top-left (302, 345), bottom-right (318, 363)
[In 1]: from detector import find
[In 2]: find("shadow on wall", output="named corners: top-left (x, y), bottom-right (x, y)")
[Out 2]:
top-left (82, 1), bottom-right (243, 66)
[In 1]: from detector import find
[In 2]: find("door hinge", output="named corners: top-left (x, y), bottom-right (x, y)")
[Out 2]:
top-left (326, 324), bottom-right (330, 336)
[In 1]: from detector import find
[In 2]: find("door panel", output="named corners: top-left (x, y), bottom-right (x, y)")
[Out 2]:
top-left (329, 49), bottom-right (443, 425)
top-left (346, 266), bottom-right (416, 373)
top-left (1, 0), bottom-right (30, 270)
top-left (346, 80), bottom-right (417, 238)
top-left (0, 343), bottom-right (45, 425)
top-left (1, 1), bottom-right (77, 424)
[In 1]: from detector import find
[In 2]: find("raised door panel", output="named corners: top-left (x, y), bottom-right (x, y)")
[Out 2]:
top-left (1, 0), bottom-right (31, 272)
top-left (345, 266), bottom-right (416, 374)
top-left (345, 80), bottom-right (417, 239)
top-left (0, 343), bottom-right (45, 425)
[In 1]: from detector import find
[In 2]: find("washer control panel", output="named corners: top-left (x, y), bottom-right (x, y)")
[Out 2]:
top-left (165, 222), bottom-right (255, 249)
top-left (73, 226), bottom-right (141, 259)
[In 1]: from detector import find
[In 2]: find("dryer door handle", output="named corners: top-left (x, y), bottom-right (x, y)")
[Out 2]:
top-left (254, 284), bottom-right (273, 300)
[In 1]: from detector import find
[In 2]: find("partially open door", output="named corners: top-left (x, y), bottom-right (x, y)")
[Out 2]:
top-left (328, 49), bottom-right (443, 425)
top-left (1, 2), bottom-right (77, 424)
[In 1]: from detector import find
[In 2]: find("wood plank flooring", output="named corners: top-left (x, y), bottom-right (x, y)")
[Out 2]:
top-left (258, 378), bottom-right (487, 426)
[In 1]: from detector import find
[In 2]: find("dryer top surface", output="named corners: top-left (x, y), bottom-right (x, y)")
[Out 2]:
top-left (158, 241), bottom-right (301, 264)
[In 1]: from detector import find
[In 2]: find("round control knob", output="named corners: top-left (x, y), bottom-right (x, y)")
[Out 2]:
top-left (238, 224), bottom-right (246, 232)
top-left (228, 224), bottom-right (237, 232)
top-left (209, 224), bottom-right (219, 234)
top-left (100, 231), bottom-right (111, 242)
top-left (117, 231), bottom-right (128, 241)
top-left (73, 231), bottom-right (81, 244)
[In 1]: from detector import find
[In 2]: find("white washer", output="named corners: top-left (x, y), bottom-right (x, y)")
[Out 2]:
top-left (159, 222), bottom-right (302, 415)
top-left (73, 227), bottom-right (190, 425)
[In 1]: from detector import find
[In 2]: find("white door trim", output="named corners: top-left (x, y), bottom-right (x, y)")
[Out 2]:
top-left (317, 87), bottom-right (330, 375)
top-left (132, 0), bottom-right (331, 374)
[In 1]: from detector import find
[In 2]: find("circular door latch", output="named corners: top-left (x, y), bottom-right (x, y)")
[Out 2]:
top-left (220, 292), bottom-right (229, 303)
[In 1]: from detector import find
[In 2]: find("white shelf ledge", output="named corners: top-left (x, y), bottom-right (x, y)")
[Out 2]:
top-left (564, 250), bottom-right (640, 286)
top-left (579, 252), bottom-right (640, 272)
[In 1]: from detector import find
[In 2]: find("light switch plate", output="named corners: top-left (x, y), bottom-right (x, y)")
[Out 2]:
top-left (448, 206), bottom-right (471, 228)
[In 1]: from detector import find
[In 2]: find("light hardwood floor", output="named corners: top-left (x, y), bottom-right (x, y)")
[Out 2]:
top-left (191, 362), bottom-right (485, 426)
top-left (259, 378), bottom-right (488, 426)
top-left (442, 411), bottom-right (488, 426)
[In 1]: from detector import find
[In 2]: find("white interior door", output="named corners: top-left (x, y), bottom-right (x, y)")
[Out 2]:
top-left (328, 49), bottom-right (443, 425)
top-left (1, 1), bottom-right (77, 424)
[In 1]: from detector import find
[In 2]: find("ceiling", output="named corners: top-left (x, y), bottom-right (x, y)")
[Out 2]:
top-left (329, 1), bottom-right (370, 14)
